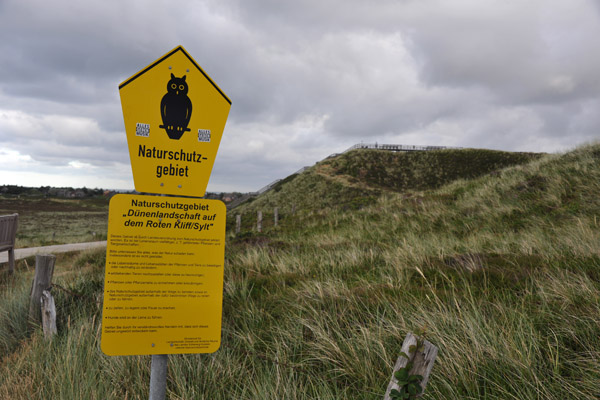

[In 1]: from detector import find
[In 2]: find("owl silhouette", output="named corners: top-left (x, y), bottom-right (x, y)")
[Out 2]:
top-left (159, 73), bottom-right (192, 140)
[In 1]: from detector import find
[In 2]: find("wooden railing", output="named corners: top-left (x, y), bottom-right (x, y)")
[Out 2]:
top-left (342, 143), bottom-right (460, 153)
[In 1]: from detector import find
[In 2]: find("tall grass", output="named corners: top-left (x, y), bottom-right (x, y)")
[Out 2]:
top-left (0, 143), bottom-right (599, 398)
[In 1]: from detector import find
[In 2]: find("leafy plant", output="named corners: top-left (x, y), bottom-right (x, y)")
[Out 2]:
top-left (390, 339), bottom-right (425, 399)
top-left (390, 363), bottom-right (423, 399)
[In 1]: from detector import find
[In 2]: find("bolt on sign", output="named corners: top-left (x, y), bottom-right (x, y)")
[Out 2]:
top-left (119, 45), bottom-right (231, 198)
top-left (101, 194), bottom-right (226, 356)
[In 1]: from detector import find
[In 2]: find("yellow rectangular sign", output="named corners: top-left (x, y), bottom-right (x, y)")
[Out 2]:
top-left (101, 194), bottom-right (226, 356)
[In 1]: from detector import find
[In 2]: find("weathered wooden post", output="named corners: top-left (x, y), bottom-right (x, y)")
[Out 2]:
top-left (384, 332), bottom-right (438, 399)
top-left (0, 213), bottom-right (18, 274)
top-left (257, 211), bottom-right (262, 232)
top-left (29, 254), bottom-right (56, 324)
top-left (274, 207), bottom-right (279, 227)
top-left (291, 204), bottom-right (296, 215)
top-left (41, 290), bottom-right (57, 339)
top-left (236, 214), bottom-right (241, 234)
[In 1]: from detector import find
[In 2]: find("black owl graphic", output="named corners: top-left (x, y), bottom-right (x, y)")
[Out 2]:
top-left (159, 74), bottom-right (192, 140)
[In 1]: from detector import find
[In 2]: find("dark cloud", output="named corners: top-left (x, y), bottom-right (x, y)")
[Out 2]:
top-left (0, 0), bottom-right (598, 190)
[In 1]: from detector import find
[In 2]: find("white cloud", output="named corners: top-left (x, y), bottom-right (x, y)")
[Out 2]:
top-left (0, 109), bottom-right (127, 164)
top-left (0, 148), bottom-right (34, 166)
top-left (0, 146), bottom-right (133, 189)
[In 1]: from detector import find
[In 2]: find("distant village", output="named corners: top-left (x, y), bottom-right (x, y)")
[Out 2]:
top-left (0, 185), bottom-right (243, 205)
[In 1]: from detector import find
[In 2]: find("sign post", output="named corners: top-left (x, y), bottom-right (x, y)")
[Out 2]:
top-left (102, 46), bottom-right (231, 399)
top-left (149, 354), bottom-right (168, 400)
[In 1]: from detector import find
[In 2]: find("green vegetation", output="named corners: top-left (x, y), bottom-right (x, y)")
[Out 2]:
top-left (324, 148), bottom-right (542, 191)
top-left (0, 196), bottom-right (109, 247)
top-left (1, 143), bottom-right (599, 399)
top-left (229, 147), bottom-right (542, 231)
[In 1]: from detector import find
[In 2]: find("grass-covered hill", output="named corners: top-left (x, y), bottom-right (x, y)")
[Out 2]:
top-left (230, 148), bottom-right (543, 229)
top-left (1, 143), bottom-right (599, 399)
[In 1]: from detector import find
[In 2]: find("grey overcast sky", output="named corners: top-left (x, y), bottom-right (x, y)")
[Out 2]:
top-left (1, 0), bottom-right (599, 192)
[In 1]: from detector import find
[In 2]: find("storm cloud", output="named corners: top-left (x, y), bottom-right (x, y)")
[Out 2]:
top-left (1, 0), bottom-right (598, 191)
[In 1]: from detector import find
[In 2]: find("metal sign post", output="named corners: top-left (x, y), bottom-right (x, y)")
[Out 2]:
top-left (149, 354), bottom-right (168, 400)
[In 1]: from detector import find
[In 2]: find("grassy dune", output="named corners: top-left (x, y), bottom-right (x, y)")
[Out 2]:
top-left (1, 143), bottom-right (599, 399)
top-left (230, 147), bottom-right (543, 231)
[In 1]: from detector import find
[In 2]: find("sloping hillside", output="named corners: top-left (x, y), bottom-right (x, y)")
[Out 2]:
top-left (320, 148), bottom-right (542, 191)
top-left (230, 148), bottom-right (543, 230)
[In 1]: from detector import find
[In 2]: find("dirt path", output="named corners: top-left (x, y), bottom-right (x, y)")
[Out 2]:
top-left (0, 241), bottom-right (107, 264)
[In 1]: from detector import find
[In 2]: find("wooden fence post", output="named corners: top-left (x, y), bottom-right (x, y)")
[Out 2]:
top-left (236, 214), bottom-right (241, 234)
top-left (384, 332), bottom-right (438, 399)
top-left (257, 211), bottom-right (262, 233)
top-left (29, 254), bottom-right (56, 324)
top-left (41, 290), bottom-right (57, 339)
top-left (0, 213), bottom-right (18, 274)
top-left (274, 207), bottom-right (279, 227)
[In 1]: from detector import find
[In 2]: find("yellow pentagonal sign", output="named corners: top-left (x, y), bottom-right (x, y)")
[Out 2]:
top-left (119, 46), bottom-right (231, 197)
